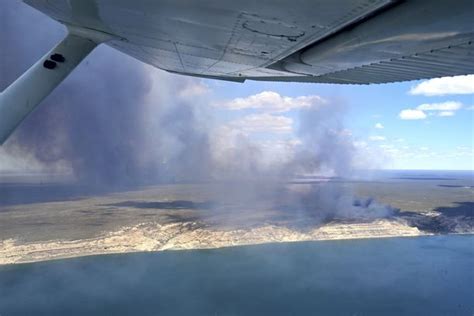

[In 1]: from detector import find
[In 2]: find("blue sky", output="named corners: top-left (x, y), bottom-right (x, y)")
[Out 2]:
top-left (202, 75), bottom-right (474, 170)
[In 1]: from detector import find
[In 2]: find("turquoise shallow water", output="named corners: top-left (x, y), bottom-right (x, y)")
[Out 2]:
top-left (0, 235), bottom-right (473, 315)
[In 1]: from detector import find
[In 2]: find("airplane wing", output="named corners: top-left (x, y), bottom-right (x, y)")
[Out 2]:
top-left (0, 0), bottom-right (473, 143)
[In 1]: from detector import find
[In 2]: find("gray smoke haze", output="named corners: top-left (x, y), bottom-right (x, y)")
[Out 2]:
top-left (1, 0), bottom-right (215, 186)
top-left (0, 0), bottom-right (392, 219)
top-left (293, 101), bottom-right (354, 176)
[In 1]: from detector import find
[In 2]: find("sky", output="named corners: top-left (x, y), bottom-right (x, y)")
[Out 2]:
top-left (1, 1), bottom-right (473, 174)
top-left (202, 75), bottom-right (474, 170)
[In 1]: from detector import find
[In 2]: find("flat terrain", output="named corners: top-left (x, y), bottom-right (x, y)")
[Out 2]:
top-left (0, 171), bottom-right (472, 264)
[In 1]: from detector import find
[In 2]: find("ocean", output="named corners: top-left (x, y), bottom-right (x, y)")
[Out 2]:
top-left (1, 235), bottom-right (473, 315)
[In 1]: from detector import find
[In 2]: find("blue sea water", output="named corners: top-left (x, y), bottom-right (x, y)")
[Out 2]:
top-left (0, 235), bottom-right (473, 315)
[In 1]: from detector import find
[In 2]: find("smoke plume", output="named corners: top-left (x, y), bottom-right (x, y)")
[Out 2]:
top-left (0, 0), bottom-right (393, 220)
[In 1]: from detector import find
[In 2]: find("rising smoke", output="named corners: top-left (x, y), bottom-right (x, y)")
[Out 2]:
top-left (1, 0), bottom-right (216, 186)
top-left (0, 0), bottom-right (393, 219)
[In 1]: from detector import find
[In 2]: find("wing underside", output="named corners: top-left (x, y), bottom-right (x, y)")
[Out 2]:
top-left (23, 0), bottom-right (474, 84)
top-left (313, 41), bottom-right (474, 84)
top-left (1, 0), bottom-right (472, 144)
top-left (251, 40), bottom-right (474, 84)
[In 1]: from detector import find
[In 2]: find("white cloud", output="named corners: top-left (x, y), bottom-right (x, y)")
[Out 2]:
top-left (417, 101), bottom-right (462, 111)
top-left (178, 81), bottom-right (210, 98)
top-left (369, 135), bottom-right (386, 141)
top-left (399, 101), bottom-right (463, 120)
top-left (210, 126), bottom-right (298, 171)
top-left (455, 146), bottom-right (474, 158)
top-left (353, 141), bottom-right (368, 148)
top-left (438, 111), bottom-right (455, 117)
top-left (337, 129), bottom-right (353, 137)
top-left (399, 109), bottom-right (427, 120)
top-left (409, 75), bottom-right (474, 96)
top-left (374, 123), bottom-right (384, 129)
top-left (218, 91), bottom-right (324, 112)
top-left (228, 113), bottom-right (293, 133)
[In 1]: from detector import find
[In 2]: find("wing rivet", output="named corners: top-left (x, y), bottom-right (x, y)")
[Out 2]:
top-left (43, 60), bottom-right (57, 69)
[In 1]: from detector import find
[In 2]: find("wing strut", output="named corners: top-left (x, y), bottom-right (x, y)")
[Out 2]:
top-left (0, 26), bottom-right (112, 144)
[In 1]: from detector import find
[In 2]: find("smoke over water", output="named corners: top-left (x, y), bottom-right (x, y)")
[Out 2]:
top-left (1, 1), bottom-right (393, 220)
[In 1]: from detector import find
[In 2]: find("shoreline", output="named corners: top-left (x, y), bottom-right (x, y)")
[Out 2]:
top-left (1, 175), bottom-right (472, 266)
top-left (1, 234), bottom-right (448, 267)
top-left (1, 218), bottom-right (430, 265)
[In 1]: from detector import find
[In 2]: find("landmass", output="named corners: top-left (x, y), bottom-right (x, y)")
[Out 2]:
top-left (1, 173), bottom-right (472, 265)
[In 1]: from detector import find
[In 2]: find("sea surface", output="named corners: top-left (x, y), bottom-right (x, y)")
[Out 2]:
top-left (0, 235), bottom-right (473, 315)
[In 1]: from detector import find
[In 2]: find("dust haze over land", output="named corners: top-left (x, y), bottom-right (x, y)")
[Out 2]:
top-left (0, 0), bottom-right (394, 222)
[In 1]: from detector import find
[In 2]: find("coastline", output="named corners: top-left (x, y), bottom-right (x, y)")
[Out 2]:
top-left (2, 233), bottom-right (472, 316)
top-left (1, 218), bottom-right (427, 265)
top-left (1, 174), bottom-right (472, 266)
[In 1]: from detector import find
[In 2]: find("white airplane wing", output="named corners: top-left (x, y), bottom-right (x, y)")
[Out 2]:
top-left (0, 0), bottom-right (473, 143)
